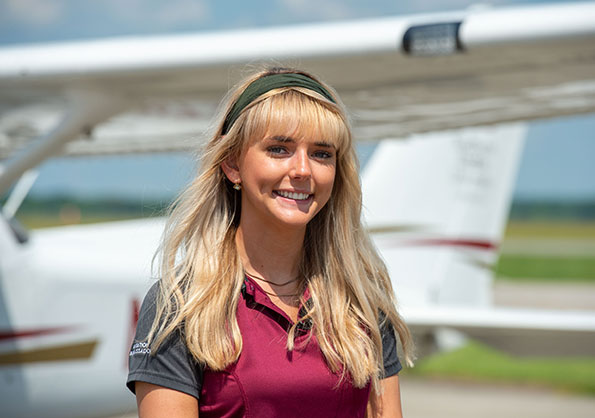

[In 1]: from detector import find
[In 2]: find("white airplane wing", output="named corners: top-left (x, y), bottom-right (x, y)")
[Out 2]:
top-left (0, 2), bottom-right (594, 191)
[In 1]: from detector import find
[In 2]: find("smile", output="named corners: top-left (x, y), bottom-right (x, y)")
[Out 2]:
top-left (275, 190), bottom-right (312, 201)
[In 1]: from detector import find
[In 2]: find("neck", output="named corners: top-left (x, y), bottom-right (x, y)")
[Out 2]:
top-left (235, 218), bottom-right (305, 286)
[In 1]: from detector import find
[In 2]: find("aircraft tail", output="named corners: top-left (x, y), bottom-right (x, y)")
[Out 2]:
top-left (361, 123), bottom-right (527, 309)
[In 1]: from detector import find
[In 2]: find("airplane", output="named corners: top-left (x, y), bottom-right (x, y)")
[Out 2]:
top-left (1, 2), bottom-right (595, 417)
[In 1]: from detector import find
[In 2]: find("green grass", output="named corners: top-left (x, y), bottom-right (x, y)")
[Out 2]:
top-left (497, 221), bottom-right (595, 281)
top-left (404, 341), bottom-right (595, 395)
top-left (11, 197), bottom-right (168, 230)
top-left (496, 255), bottom-right (595, 281)
top-left (504, 221), bottom-right (595, 239)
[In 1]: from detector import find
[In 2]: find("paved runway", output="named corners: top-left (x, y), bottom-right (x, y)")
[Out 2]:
top-left (401, 377), bottom-right (595, 418)
top-left (494, 281), bottom-right (595, 310)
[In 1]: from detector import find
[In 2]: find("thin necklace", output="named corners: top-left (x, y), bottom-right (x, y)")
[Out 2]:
top-left (244, 271), bottom-right (299, 287)
top-left (259, 288), bottom-right (301, 299)
top-left (244, 272), bottom-right (301, 299)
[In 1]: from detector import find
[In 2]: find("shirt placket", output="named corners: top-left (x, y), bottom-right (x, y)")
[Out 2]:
top-left (241, 276), bottom-right (311, 337)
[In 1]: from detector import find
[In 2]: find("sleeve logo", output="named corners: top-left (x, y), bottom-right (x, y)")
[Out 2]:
top-left (129, 342), bottom-right (151, 356)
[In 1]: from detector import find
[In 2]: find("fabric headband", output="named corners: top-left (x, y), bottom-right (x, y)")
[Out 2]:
top-left (221, 73), bottom-right (337, 134)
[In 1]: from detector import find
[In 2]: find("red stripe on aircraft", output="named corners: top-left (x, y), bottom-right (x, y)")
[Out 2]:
top-left (0, 326), bottom-right (74, 342)
top-left (405, 238), bottom-right (498, 250)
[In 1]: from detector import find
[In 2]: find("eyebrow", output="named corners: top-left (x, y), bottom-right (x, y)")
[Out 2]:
top-left (269, 135), bottom-right (336, 149)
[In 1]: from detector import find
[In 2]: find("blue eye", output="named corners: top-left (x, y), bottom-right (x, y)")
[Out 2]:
top-left (313, 150), bottom-right (333, 159)
top-left (267, 146), bottom-right (287, 155)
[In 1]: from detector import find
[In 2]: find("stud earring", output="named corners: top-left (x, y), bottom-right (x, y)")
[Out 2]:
top-left (233, 182), bottom-right (241, 191)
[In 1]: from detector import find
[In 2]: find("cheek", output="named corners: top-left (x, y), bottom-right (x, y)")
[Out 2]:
top-left (241, 158), bottom-right (281, 187)
top-left (318, 166), bottom-right (336, 202)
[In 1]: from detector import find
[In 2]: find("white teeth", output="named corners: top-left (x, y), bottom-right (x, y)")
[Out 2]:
top-left (277, 190), bottom-right (310, 200)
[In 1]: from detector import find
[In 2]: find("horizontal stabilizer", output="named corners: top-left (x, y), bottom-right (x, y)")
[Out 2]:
top-left (403, 306), bottom-right (595, 357)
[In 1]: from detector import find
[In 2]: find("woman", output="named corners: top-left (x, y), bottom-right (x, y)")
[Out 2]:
top-left (127, 67), bottom-right (413, 417)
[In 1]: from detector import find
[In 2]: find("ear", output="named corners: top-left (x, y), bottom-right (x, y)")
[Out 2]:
top-left (221, 156), bottom-right (241, 184)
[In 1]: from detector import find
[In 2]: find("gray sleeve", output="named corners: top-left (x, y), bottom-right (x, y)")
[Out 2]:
top-left (126, 282), bottom-right (203, 400)
top-left (380, 314), bottom-right (403, 378)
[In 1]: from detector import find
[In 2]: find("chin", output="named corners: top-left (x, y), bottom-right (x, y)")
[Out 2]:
top-left (267, 204), bottom-right (325, 229)
top-left (270, 213), bottom-right (314, 229)
top-left (277, 218), bottom-right (312, 228)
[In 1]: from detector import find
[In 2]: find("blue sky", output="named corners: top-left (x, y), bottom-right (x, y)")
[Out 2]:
top-left (0, 0), bottom-right (559, 45)
top-left (1, 0), bottom-right (594, 202)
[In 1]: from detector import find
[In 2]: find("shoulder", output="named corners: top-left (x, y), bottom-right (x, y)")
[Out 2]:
top-left (131, 281), bottom-right (161, 343)
top-left (379, 311), bottom-right (403, 378)
top-left (127, 280), bottom-right (203, 399)
top-left (140, 281), bottom-right (161, 322)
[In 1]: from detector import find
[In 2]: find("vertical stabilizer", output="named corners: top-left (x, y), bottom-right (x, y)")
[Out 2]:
top-left (362, 123), bottom-right (526, 308)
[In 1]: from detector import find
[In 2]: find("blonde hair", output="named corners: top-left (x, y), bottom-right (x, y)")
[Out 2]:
top-left (149, 68), bottom-right (413, 399)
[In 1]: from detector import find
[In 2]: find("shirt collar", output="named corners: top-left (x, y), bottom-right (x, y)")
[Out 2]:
top-left (241, 275), bottom-right (312, 331)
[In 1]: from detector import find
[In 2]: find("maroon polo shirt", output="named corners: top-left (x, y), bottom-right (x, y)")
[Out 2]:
top-left (127, 276), bottom-right (401, 417)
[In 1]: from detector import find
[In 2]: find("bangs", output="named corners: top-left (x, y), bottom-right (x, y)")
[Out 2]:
top-left (239, 88), bottom-right (350, 154)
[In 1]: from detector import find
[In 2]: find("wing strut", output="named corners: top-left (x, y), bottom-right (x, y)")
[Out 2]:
top-left (0, 90), bottom-right (127, 195)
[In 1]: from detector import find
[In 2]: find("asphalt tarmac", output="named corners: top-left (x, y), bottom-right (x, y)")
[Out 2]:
top-left (401, 376), bottom-right (595, 418)
top-left (494, 280), bottom-right (595, 310)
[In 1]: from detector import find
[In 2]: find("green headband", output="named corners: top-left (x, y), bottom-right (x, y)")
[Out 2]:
top-left (221, 73), bottom-right (336, 134)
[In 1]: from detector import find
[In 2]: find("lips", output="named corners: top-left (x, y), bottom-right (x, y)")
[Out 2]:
top-left (274, 190), bottom-right (312, 201)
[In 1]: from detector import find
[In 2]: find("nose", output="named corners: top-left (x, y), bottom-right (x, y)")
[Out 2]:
top-left (290, 149), bottom-right (312, 179)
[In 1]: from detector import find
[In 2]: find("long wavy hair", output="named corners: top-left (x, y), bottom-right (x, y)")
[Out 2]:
top-left (149, 67), bottom-right (413, 398)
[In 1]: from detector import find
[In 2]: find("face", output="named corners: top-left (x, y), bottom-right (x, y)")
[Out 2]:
top-left (227, 131), bottom-right (337, 230)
